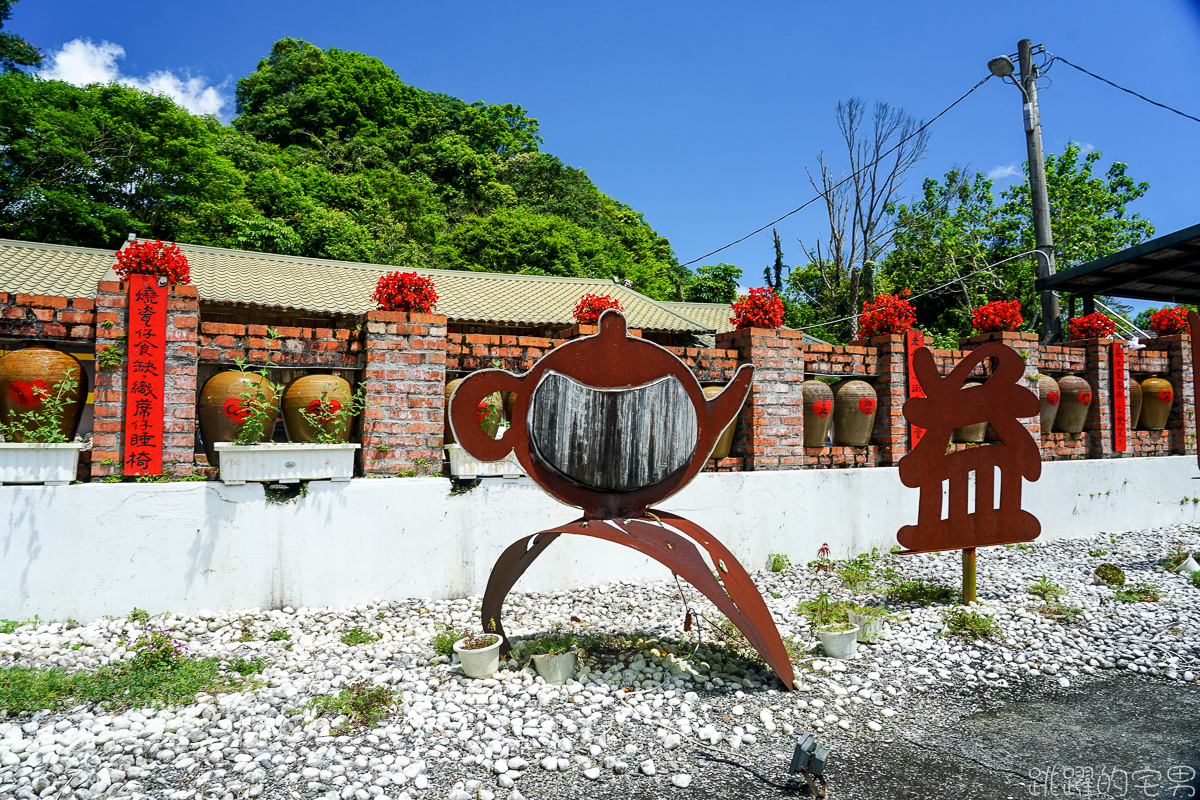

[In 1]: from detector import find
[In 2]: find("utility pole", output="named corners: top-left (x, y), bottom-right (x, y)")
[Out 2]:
top-left (1017, 39), bottom-right (1060, 343)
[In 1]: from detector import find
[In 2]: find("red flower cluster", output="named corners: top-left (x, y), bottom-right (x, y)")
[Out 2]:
top-left (573, 293), bottom-right (623, 324)
top-left (1068, 311), bottom-right (1116, 340)
top-left (372, 271), bottom-right (438, 313)
top-left (113, 240), bottom-right (190, 284)
top-left (859, 291), bottom-right (917, 338)
top-left (1148, 306), bottom-right (1189, 336)
top-left (730, 287), bottom-right (785, 330)
top-left (972, 300), bottom-right (1023, 333)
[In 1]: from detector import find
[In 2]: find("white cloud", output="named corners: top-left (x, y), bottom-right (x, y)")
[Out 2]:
top-left (987, 162), bottom-right (1021, 180)
top-left (40, 38), bottom-right (230, 118)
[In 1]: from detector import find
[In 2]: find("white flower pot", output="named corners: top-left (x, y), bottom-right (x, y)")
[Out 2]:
top-left (445, 443), bottom-right (524, 479)
top-left (817, 626), bottom-right (860, 659)
top-left (847, 612), bottom-right (883, 643)
top-left (531, 651), bottom-right (576, 684)
top-left (1171, 555), bottom-right (1200, 575)
top-left (214, 443), bottom-right (359, 485)
top-left (454, 635), bottom-right (502, 679)
top-left (0, 442), bottom-right (82, 485)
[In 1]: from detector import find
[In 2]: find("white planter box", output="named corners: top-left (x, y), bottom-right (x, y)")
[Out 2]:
top-left (214, 443), bottom-right (360, 485)
top-left (446, 443), bottom-right (524, 479)
top-left (0, 442), bottom-right (82, 486)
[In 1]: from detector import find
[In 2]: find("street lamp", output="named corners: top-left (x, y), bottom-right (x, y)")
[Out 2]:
top-left (988, 56), bottom-right (1015, 79)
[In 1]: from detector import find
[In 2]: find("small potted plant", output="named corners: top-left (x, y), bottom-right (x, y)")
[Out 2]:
top-left (1067, 312), bottom-right (1116, 341)
top-left (1147, 306), bottom-right (1189, 338)
top-left (0, 366), bottom-right (85, 485)
top-left (859, 291), bottom-right (916, 339)
top-left (573, 293), bottom-right (623, 325)
top-left (516, 629), bottom-right (579, 685)
top-left (846, 604), bottom-right (889, 643)
top-left (971, 300), bottom-right (1023, 334)
top-left (453, 626), bottom-right (502, 679)
top-left (801, 592), bottom-right (859, 659)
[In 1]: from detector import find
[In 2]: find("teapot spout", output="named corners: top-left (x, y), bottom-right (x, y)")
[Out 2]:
top-left (705, 364), bottom-right (754, 432)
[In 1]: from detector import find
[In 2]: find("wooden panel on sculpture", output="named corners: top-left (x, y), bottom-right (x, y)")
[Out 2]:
top-left (529, 371), bottom-right (697, 491)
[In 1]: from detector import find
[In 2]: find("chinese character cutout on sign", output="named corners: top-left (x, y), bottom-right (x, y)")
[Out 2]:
top-left (897, 341), bottom-right (1041, 553)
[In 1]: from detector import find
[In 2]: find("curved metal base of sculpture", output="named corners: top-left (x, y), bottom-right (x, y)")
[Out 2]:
top-left (480, 510), bottom-right (796, 691)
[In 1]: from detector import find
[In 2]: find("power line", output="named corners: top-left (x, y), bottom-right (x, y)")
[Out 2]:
top-left (680, 74), bottom-right (995, 268)
top-left (1048, 53), bottom-right (1200, 125)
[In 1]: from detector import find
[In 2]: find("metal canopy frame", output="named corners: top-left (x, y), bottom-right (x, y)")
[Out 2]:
top-left (1036, 222), bottom-right (1200, 306)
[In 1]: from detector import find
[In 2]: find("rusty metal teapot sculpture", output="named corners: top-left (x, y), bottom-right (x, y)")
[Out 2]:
top-left (449, 310), bottom-right (795, 689)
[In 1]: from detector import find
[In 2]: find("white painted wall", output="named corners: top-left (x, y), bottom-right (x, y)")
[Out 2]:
top-left (3, 456), bottom-right (1198, 622)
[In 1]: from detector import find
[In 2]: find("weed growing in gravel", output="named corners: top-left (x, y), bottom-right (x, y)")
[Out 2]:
top-left (1164, 545), bottom-right (1199, 569)
top-left (1094, 563), bottom-right (1126, 587)
top-left (704, 615), bottom-right (766, 668)
top-left (266, 628), bottom-right (291, 642)
top-left (430, 624), bottom-right (469, 656)
top-left (768, 553), bottom-right (792, 573)
top-left (301, 681), bottom-right (398, 730)
top-left (513, 629), bottom-right (579, 658)
top-left (1028, 575), bottom-right (1067, 601)
top-left (1035, 601), bottom-right (1083, 622)
top-left (227, 657), bottom-right (270, 676)
top-left (886, 579), bottom-right (956, 605)
top-left (576, 631), bottom-right (649, 660)
top-left (1191, 571), bottom-right (1200, 589)
top-left (1088, 548), bottom-right (1108, 557)
top-left (1114, 583), bottom-right (1160, 603)
top-left (0, 628), bottom-right (247, 713)
top-left (341, 627), bottom-right (382, 647)
top-left (942, 609), bottom-right (1001, 641)
top-left (128, 608), bottom-right (151, 624)
top-left (0, 618), bottom-right (32, 634)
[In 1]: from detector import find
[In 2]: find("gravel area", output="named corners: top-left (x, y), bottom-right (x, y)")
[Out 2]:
top-left (1, 524), bottom-right (1198, 800)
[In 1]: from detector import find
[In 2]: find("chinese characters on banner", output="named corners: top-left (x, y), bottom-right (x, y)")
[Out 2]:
top-left (1111, 342), bottom-right (1127, 452)
top-left (905, 329), bottom-right (926, 447)
top-left (123, 274), bottom-right (167, 475)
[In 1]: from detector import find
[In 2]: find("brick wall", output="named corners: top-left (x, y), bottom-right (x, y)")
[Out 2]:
top-left (198, 322), bottom-right (362, 369)
top-left (91, 281), bottom-right (199, 479)
top-left (716, 327), bottom-right (806, 470)
top-left (0, 293), bottom-right (95, 342)
top-left (361, 311), bottom-right (447, 475)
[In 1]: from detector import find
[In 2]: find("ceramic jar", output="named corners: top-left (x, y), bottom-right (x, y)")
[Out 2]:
top-left (833, 380), bottom-right (877, 446)
top-left (197, 370), bottom-right (279, 466)
top-left (802, 380), bottom-right (835, 447)
top-left (1052, 375), bottom-right (1092, 433)
top-left (1127, 376), bottom-right (1143, 429)
top-left (1139, 376), bottom-right (1174, 430)
top-left (702, 385), bottom-right (740, 460)
top-left (0, 347), bottom-right (86, 442)
top-left (951, 382), bottom-right (987, 443)
top-left (282, 374), bottom-right (353, 443)
top-left (1038, 375), bottom-right (1060, 434)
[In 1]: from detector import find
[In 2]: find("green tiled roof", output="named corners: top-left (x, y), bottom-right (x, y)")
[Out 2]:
top-left (0, 238), bottom-right (713, 333)
top-left (661, 301), bottom-right (736, 334)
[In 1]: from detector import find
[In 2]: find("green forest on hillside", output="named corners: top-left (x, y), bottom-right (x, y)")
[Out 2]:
top-left (0, 37), bottom-right (690, 300)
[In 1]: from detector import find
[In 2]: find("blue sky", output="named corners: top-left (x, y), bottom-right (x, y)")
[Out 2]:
top-left (11, 0), bottom-right (1200, 306)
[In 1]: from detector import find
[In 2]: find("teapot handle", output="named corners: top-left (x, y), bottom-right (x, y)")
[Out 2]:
top-left (448, 369), bottom-right (526, 462)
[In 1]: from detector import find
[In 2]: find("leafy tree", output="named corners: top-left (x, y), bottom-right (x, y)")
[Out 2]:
top-left (685, 263), bottom-right (741, 304)
top-left (880, 143), bottom-right (1153, 341)
top-left (0, 0), bottom-right (40, 72)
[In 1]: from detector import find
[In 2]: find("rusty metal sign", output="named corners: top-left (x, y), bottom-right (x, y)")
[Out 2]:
top-left (897, 341), bottom-right (1042, 554)
top-left (906, 329), bottom-right (926, 448)
top-left (448, 310), bottom-right (795, 689)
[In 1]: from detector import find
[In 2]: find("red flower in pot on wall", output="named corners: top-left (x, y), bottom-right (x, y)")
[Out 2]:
top-left (730, 288), bottom-right (785, 330)
top-left (1148, 306), bottom-right (1189, 336)
top-left (971, 300), bottom-right (1023, 334)
top-left (1067, 312), bottom-right (1116, 340)
top-left (113, 240), bottom-right (191, 284)
top-left (573, 294), bottom-right (623, 324)
top-left (859, 291), bottom-right (916, 338)
top-left (372, 271), bottom-right (438, 313)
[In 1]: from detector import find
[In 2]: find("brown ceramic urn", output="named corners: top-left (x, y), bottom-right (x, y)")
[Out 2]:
top-left (952, 382), bottom-right (988, 443)
top-left (1038, 374), bottom-right (1060, 434)
top-left (802, 379), bottom-right (834, 447)
top-left (1139, 376), bottom-right (1173, 430)
top-left (702, 385), bottom-right (741, 460)
top-left (0, 346), bottom-right (86, 441)
top-left (282, 374), bottom-right (353, 443)
top-left (832, 379), bottom-right (877, 447)
top-left (1052, 374), bottom-right (1092, 433)
top-left (197, 370), bottom-right (279, 465)
top-left (1127, 375), bottom-right (1143, 430)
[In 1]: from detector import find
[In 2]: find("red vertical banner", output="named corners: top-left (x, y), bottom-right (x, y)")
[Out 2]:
top-left (1111, 341), bottom-right (1127, 453)
top-left (906, 329), bottom-right (926, 447)
top-left (1190, 310), bottom-right (1200, 471)
top-left (123, 274), bottom-right (167, 476)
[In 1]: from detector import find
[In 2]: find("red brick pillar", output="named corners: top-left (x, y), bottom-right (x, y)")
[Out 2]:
top-left (1077, 338), bottom-right (1118, 458)
top-left (91, 281), bottom-right (199, 479)
top-left (1162, 333), bottom-right (1197, 456)
top-left (869, 335), bottom-right (908, 465)
top-left (716, 327), bottom-right (805, 470)
top-left (361, 311), bottom-right (448, 475)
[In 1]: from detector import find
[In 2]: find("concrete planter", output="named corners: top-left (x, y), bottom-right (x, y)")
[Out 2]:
top-left (531, 651), bottom-right (576, 684)
top-left (213, 443), bottom-right (359, 485)
top-left (0, 442), bottom-right (82, 486)
top-left (817, 625), bottom-right (859, 659)
top-left (454, 635), bottom-right (501, 679)
top-left (1170, 554), bottom-right (1199, 575)
top-left (847, 612), bottom-right (884, 643)
top-left (445, 443), bottom-right (524, 479)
